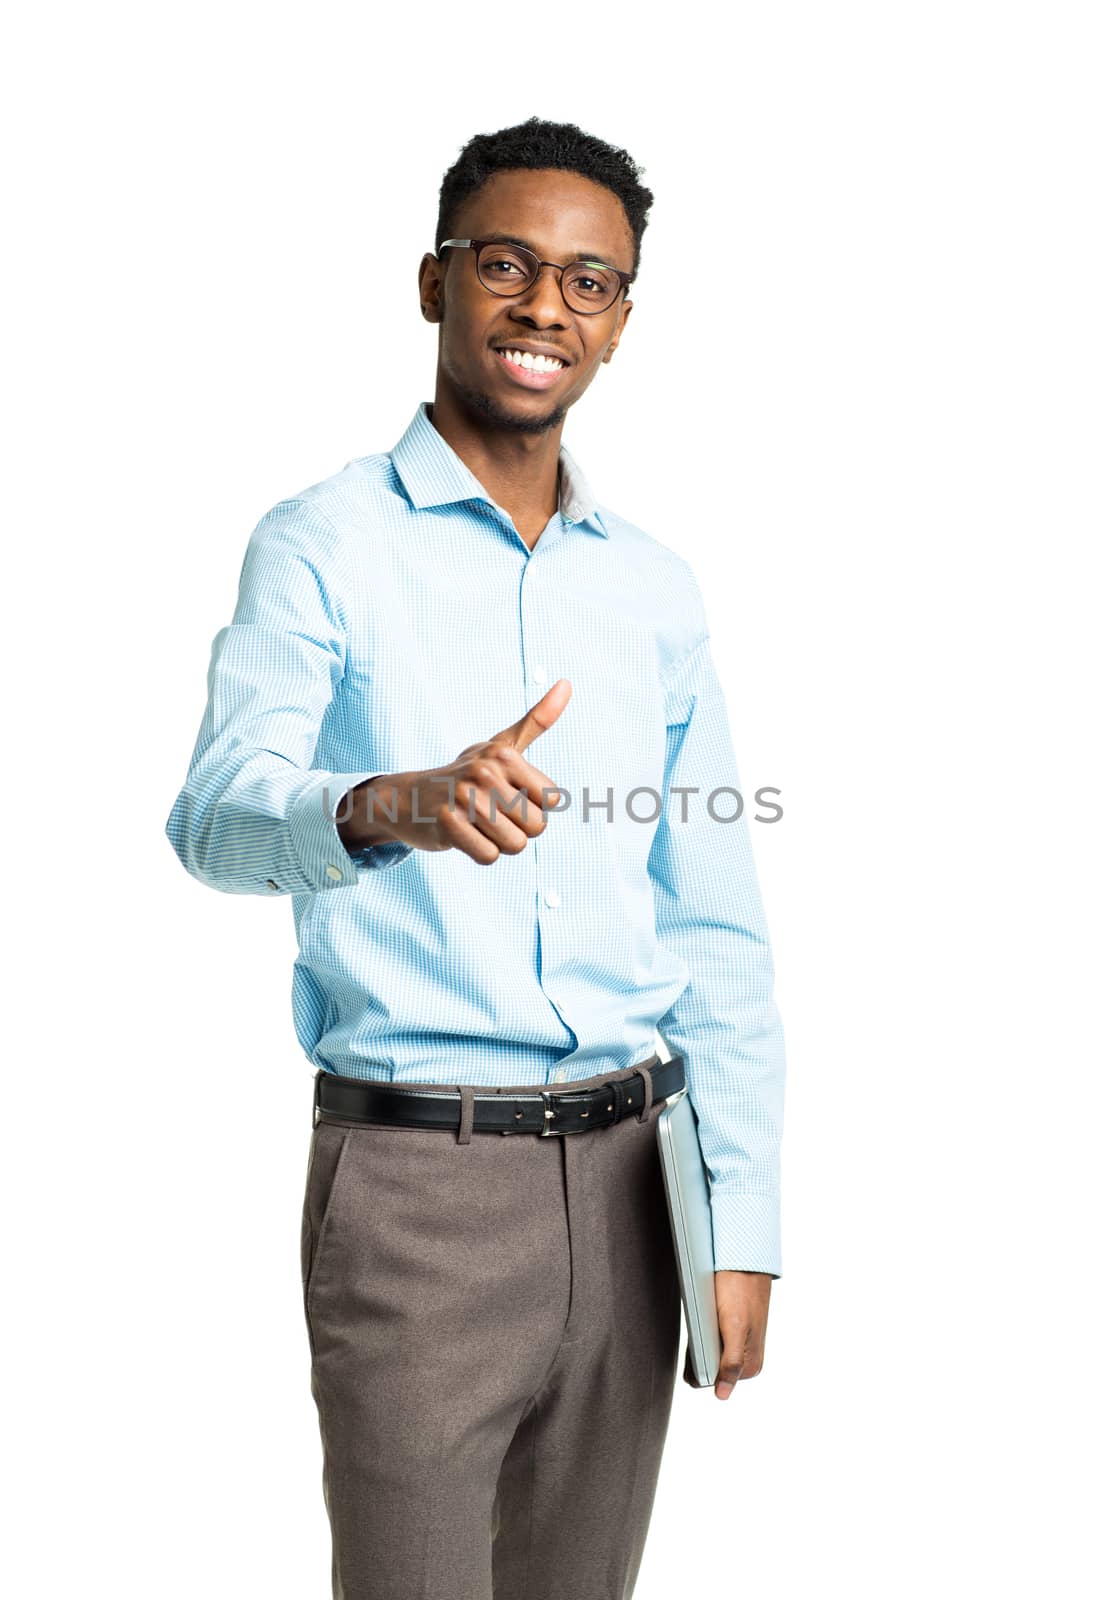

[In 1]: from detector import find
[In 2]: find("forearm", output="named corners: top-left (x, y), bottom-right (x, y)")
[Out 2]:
top-left (165, 497), bottom-right (417, 895)
top-left (166, 756), bottom-right (408, 895)
top-left (650, 608), bottom-right (786, 1275)
top-left (658, 946), bottom-right (785, 1275)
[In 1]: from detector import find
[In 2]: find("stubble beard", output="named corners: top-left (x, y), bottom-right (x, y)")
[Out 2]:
top-left (449, 372), bottom-right (569, 435)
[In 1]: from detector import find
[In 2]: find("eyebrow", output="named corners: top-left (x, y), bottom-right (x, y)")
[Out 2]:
top-left (477, 232), bottom-right (628, 277)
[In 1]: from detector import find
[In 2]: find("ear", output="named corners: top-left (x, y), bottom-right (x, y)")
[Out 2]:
top-left (419, 252), bottom-right (444, 324)
top-left (601, 299), bottom-right (633, 364)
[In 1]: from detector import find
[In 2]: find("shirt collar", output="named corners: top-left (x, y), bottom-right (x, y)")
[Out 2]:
top-left (389, 401), bottom-right (609, 538)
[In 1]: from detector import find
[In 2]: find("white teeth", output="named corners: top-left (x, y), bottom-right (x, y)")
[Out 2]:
top-left (501, 349), bottom-right (563, 373)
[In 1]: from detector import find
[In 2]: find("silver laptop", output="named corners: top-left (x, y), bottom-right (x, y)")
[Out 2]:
top-left (656, 1089), bottom-right (722, 1387)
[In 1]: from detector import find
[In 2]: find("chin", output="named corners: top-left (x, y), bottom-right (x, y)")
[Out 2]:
top-left (457, 382), bottom-right (569, 435)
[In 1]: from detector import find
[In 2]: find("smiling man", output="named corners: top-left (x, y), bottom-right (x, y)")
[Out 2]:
top-left (165, 117), bottom-right (786, 1600)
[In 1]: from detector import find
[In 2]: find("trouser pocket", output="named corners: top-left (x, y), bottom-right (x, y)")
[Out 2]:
top-left (300, 1122), bottom-right (352, 1317)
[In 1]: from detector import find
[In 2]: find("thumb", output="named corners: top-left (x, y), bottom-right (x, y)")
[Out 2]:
top-left (491, 679), bottom-right (572, 754)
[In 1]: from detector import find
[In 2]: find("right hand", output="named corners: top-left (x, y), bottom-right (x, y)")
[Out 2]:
top-left (340, 680), bottom-right (572, 865)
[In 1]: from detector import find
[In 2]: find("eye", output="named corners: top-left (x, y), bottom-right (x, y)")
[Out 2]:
top-left (563, 263), bottom-right (618, 305)
top-left (479, 247), bottom-right (534, 283)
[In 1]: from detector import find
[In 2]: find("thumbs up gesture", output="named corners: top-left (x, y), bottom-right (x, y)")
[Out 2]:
top-left (337, 680), bottom-right (572, 865)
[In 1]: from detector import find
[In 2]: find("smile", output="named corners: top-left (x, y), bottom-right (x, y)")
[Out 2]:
top-left (493, 349), bottom-right (568, 389)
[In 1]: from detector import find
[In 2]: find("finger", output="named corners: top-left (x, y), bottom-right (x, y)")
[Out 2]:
top-left (436, 805), bottom-right (502, 866)
top-left (714, 1326), bottom-right (750, 1400)
top-left (460, 783), bottom-right (539, 854)
top-left (457, 767), bottom-right (550, 836)
top-left (502, 755), bottom-right (565, 812)
top-left (490, 679), bottom-right (572, 755)
top-left (715, 1363), bottom-right (743, 1400)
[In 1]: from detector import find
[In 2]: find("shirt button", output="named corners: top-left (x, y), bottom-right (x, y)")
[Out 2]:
top-left (543, 888), bottom-right (561, 908)
top-left (553, 1066), bottom-right (569, 1083)
top-left (265, 879), bottom-right (279, 891)
top-left (532, 664), bottom-right (548, 685)
top-left (325, 865), bottom-right (343, 882)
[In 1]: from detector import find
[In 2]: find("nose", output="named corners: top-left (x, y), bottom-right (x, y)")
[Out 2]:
top-left (508, 263), bottom-right (571, 328)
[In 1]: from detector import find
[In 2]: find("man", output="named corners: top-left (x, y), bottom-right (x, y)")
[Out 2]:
top-left (166, 116), bottom-right (786, 1600)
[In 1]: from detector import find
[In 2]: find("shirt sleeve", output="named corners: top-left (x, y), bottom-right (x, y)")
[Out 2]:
top-left (648, 579), bottom-right (786, 1276)
top-left (164, 496), bottom-right (413, 895)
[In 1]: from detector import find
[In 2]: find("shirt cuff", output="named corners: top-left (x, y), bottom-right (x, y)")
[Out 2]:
top-left (709, 1189), bottom-right (782, 1277)
top-left (286, 771), bottom-right (413, 889)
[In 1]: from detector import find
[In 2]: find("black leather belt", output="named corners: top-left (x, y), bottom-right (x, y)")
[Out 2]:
top-left (314, 1054), bottom-right (685, 1136)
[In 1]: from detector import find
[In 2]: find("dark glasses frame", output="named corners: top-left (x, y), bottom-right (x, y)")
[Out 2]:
top-left (438, 238), bottom-right (633, 316)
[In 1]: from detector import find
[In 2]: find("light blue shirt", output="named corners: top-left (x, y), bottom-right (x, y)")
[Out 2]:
top-left (165, 401), bottom-right (786, 1274)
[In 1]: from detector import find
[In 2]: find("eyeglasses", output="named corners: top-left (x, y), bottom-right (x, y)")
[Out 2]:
top-left (438, 238), bottom-right (632, 316)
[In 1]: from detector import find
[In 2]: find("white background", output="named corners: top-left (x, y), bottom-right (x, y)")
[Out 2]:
top-left (4, 3), bottom-right (1094, 1595)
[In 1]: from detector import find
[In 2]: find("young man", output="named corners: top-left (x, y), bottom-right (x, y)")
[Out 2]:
top-left (166, 116), bottom-right (786, 1600)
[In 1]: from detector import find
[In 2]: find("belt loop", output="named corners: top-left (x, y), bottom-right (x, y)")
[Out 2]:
top-left (457, 1085), bottom-right (476, 1145)
top-left (635, 1063), bottom-right (654, 1123)
top-left (312, 1070), bottom-right (323, 1128)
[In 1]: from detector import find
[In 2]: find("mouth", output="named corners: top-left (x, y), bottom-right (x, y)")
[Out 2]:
top-left (492, 346), bottom-right (570, 390)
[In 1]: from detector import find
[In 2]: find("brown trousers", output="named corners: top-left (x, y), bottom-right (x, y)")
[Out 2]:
top-left (300, 1056), bottom-right (682, 1600)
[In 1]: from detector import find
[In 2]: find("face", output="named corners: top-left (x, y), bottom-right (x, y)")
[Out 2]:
top-left (419, 168), bottom-right (635, 434)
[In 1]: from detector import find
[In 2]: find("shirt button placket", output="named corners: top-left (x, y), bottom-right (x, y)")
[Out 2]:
top-left (520, 553), bottom-right (576, 1063)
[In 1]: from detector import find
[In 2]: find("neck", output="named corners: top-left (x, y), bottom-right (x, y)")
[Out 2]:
top-left (427, 390), bottom-right (564, 551)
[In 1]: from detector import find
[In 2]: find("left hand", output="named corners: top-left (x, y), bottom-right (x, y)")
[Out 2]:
top-left (682, 1269), bottom-right (774, 1400)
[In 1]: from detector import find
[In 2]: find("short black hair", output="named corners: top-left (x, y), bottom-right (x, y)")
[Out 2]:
top-left (435, 116), bottom-right (655, 280)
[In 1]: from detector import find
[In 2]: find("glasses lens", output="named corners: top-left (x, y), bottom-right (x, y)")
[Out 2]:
top-left (477, 243), bottom-right (537, 295)
top-left (562, 262), bottom-right (622, 313)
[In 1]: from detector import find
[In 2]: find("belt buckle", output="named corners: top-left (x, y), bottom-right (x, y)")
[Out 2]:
top-left (539, 1089), bottom-right (565, 1136)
